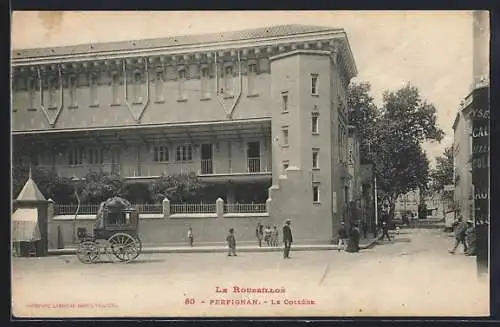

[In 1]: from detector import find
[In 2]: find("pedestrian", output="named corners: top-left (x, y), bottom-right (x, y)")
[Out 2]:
top-left (449, 216), bottom-right (468, 254)
top-left (264, 225), bottom-right (272, 246)
top-left (187, 227), bottom-right (194, 247)
top-left (379, 221), bottom-right (392, 242)
top-left (346, 222), bottom-right (361, 253)
top-left (271, 225), bottom-right (279, 247)
top-left (465, 220), bottom-right (476, 256)
top-left (337, 222), bottom-right (348, 252)
top-left (256, 223), bottom-right (264, 247)
top-left (226, 228), bottom-right (237, 256)
top-left (282, 219), bottom-right (293, 259)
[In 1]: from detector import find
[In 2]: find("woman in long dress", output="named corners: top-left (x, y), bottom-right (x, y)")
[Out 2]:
top-left (346, 222), bottom-right (361, 253)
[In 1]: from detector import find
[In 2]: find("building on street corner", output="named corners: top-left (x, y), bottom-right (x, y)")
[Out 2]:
top-left (11, 25), bottom-right (359, 246)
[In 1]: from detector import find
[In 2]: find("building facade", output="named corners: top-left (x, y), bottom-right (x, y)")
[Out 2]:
top-left (11, 25), bottom-right (358, 244)
top-left (394, 189), bottom-right (445, 220)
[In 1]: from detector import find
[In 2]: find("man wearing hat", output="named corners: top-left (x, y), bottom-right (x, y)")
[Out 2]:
top-left (449, 216), bottom-right (468, 254)
top-left (282, 219), bottom-right (293, 259)
top-left (464, 220), bottom-right (476, 256)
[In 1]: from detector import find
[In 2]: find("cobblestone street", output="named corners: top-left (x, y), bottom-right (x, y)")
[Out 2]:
top-left (12, 229), bottom-right (489, 318)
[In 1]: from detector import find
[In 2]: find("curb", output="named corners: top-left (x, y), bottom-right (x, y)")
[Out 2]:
top-left (48, 239), bottom-right (378, 256)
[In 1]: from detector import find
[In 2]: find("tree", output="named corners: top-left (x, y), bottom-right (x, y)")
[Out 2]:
top-left (348, 82), bottom-right (444, 218)
top-left (430, 146), bottom-right (454, 193)
top-left (74, 171), bottom-right (125, 204)
top-left (347, 82), bottom-right (379, 163)
top-left (150, 173), bottom-right (206, 202)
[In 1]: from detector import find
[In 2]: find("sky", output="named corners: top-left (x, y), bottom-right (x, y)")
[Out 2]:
top-left (11, 11), bottom-right (477, 165)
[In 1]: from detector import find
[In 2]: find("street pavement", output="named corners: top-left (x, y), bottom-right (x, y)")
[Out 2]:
top-left (12, 229), bottom-right (489, 318)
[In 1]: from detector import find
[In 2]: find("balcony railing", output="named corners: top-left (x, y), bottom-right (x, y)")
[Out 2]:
top-left (126, 162), bottom-right (198, 178)
top-left (247, 158), bottom-right (261, 173)
top-left (170, 203), bottom-right (217, 214)
top-left (38, 159), bottom-right (272, 180)
top-left (38, 164), bottom-right (121, 178)
top-left (224, 203), bottom-right (267, 214)
top-left (200, 159), bottom-right (213, 174)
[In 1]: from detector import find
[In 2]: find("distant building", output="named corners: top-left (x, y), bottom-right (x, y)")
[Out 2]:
top-left (395, 189), bottom-right (444, 220)
top-left (11, 25), bottom-right (359, 244)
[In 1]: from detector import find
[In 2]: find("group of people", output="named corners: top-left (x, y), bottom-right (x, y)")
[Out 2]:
top-left (186, 219), bottom-right (294, 259)
top-left (336, 221), bottom-right (361, 253)
top-left (229, 220), bottom-right (293, 258)
top-left (255, 223), bottom-right (280, 247)
top-left (449, 216), bottom-right (476, 256)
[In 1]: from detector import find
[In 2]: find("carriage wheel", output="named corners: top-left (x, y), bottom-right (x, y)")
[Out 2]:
top-left (131, 237), bottom-right (142, 260)
top-left (109, 233), bottom-right (140, 263)
top-left (76, 240), bottom-right (99, 264)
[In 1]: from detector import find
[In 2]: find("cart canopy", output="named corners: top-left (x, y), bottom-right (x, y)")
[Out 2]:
top-left (94, 197), bottom-right (134, 229)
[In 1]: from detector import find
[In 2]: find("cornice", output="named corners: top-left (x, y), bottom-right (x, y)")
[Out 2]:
top-left (11, 31), bottom-right (357, 80)
top-left (12, 30), bottom-right (340, 63)
top-left (269, 49), bottom-right (331, 61)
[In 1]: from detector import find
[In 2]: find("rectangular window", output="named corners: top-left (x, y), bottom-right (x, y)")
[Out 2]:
top-left (89, 73), bottom-right (98, 106)
top-left (248, 63), bottom-right (257, 95)
top-left (69, 75), bottom-right (78, 107)
top-left (26, 78), bottom-right (36, 109)
top-left (68, 147), bottom-right (86, 165)
top-left (282, 127), bottom-right (289, 146)
top-left (282, 92), bottom-right (288, 112)
top-left (88, 148), bottom-right (103, 165)
top-left (201, 67), bottom-right (210, 98)
top-left (153, 146), bottom-right (169, 162)
top-left (313, 183), bottom-right (320, 203)
top-left (176, 144), bottom-right (193, 161)
top-left (111, 72), bottom-right (120, 104)
top-left (178, 69), bottom-right (186, 100)
top-left (133, 71), bottom-right (142, 103)
top-left (224, 65), bottom-right (233, 95)
top-left (311, 74), bottom-right (319, 95)
top-left (312, 148), bottom-right (319, 169)
top-left (47, 76), bottom-right (56, 108)
top-left (312, 112), bottom-right (319, 134)
top-left (155, 70), bottom-right (164, 102)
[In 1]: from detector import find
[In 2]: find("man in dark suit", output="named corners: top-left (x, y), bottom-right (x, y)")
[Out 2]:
top-left (282, 219), bottom-right (293, 259)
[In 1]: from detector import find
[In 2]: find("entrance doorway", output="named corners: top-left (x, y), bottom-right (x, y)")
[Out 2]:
top-left (111, 149), bottom-right (121, 175)
top-left (201, 144), bottom-right (213, 174)
top-left (247, 141), bottom-right (260, 173)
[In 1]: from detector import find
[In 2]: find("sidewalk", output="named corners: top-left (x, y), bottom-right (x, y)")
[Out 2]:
top-left (48, 237), bottom-right (379, 255)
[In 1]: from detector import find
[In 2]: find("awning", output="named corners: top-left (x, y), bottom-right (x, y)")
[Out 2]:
top-left (12, 208), bottom-right (41, 242)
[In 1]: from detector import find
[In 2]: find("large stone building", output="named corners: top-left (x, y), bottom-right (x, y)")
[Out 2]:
top-left (451, 10), bottom-right (490, 224)
top-left (452, 93), bottom-right (474, 221)
top-left (11, 25), bottom-right (358, 245)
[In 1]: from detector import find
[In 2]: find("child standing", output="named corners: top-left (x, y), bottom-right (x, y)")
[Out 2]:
top-left (226, 228), bottom-right (237, 256)
top-left (187, 227), bottom-right (194, 247)
top-left (271, 226), bottom-right (279, 247)
top-left (264, 225), bottom-right (272, 246)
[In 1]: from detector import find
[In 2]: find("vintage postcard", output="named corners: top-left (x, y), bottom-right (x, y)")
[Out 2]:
top-left (10, 11), bottom-right (490, 318)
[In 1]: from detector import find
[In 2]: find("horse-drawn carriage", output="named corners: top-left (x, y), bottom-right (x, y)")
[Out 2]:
top-left (76, 197), bottom-right (142, 264)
